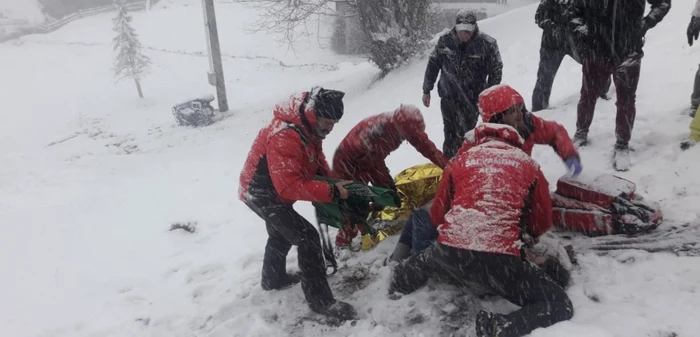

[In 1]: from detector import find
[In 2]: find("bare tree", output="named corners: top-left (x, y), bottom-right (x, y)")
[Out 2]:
top-left (233, 0), bottom-right (343, 47)
top-left (233, 0), bottom-right (433, 75)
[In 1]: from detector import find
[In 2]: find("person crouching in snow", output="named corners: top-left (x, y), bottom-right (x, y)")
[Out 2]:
top-left (331, 104), bottom-right (449, 248)
top-left (238, 87), bottom-right (357, 321)
top-left (388, 84), bottom-right (574, 337)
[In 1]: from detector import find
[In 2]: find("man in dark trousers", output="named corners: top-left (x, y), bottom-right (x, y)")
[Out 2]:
top-left (687, 0), bottom-right (700, 116)
top-left (238, 87), bottom-right (356, 321)
top-left (569, 0), bottom-right (670, 171)
top-left (422, 9), bottom-right (503, 158)
top-left (389, 85), bottom-right (574, 337)
top-left (532, 0), bottom-right (611, 112)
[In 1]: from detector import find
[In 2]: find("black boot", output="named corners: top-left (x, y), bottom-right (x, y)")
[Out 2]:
top-left (572, 130), bottom-right (589, 147)
top-left (613, 141), bottom-right (631, 172)
top-left (309, 300), bottom-right (358, 321)
top-left (261, 271), bottom-right (301, 291)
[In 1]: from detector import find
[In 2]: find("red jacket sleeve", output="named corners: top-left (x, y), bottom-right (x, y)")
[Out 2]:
top-left (529, 115), bottom-right (579, 161)
top-left (526, 168), bottom-right (553, 238)
top-left (316, 144), bottom-right (337, 179)
top-left (267, 130), bottom-right (334, 203)
top-left (430, 165), bottom-right (453, 227)
top-left (403, 127), bottom-right (449, 168)
top-left (368, 160), bottom-right (395, 189)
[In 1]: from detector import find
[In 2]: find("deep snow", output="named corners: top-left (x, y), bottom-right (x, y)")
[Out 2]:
top-left (1, 0), bottom-right (699, 337)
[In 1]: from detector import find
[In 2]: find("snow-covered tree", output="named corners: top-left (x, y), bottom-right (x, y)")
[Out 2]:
top-left (356, 0), bottom-right (432, 75)
top-left (112, 0), bottom-right (151, 98)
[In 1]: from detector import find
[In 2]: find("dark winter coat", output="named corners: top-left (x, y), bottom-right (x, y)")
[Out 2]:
top-left (422, 28), bottom-right (503, 104)
top-left (535, 0), bottom-right (575, 51)
top-left (333, 105), bottom-right (449, 189)
top-left (238, 92), bottom-right (336, 205)
top-left (569, 0), bottom-right (671, 60)
top-left (430, 123), bottom-right (553, 257)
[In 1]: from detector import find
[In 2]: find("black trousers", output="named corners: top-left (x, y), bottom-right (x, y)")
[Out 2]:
top-left (390, 244), bottom-right (574, 337)
top-left (692, 63), bottom-right (700, 109)
top-left (440, 98), bottom-right (479, 158)
top-left (532, 47), bottom-right (611, 112)
top-left (246, 200), bottom-right (334, 308)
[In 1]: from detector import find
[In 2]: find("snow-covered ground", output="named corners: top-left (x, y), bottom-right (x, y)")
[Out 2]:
top-left (1, 0), bottom-right (699, 336)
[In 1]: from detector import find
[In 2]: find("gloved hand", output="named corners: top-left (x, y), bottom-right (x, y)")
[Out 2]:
top-left (564, 157), bottom-right (583, 177)
top-left (688, 16), bottom-right (700, 46)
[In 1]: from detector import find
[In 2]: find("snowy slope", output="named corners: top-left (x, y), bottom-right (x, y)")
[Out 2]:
top-left (1, 0), bottom-right (699, 337)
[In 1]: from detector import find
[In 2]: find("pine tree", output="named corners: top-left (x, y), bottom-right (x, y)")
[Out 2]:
top-left (112, 0), bottom-right (151, 98)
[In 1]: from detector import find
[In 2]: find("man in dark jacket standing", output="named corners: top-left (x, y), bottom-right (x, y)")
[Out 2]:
top-left (422, 9), bottom-right (503, 158)
top-left (569, 0), bottom-right (670, 172)
top-left (532, 0), bottom-right (611, 112)
top-left (687, 0), bottom-right (700, 116)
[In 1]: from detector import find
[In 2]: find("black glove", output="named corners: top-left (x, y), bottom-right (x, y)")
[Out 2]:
top-left (688, 16), bottom-right (700, 46)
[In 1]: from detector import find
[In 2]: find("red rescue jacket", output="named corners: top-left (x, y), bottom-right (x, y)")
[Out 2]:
top-left (523, 114), bottom-right (579, 159)
top-left (333, 105), bottom-right (448, 187)
top-left (430, 123), bottom-right (553, 257)
top-left (238, 92), bottom-right (335, 205)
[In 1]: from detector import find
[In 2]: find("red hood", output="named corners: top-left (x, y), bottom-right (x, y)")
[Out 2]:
top-left (471, 123), bottom-right (525, 149)
top-left (272, 91), bottom-right (319, 135)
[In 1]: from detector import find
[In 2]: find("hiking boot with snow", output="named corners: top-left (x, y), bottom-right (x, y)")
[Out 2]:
top-left (572, 131), bottom-right (588, 147)
top-left (310, 300), bottom-right (358, 321)
top-left (261, 271), bottom-right (301, 291)
top-left (613, 142), bottom-right (631, 172)
top-left (691, 105), bottom-right (698, 118)
top-left (475, 311), bottom-right (509, 337)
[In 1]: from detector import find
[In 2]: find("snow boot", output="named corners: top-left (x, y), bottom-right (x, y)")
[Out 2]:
top-left (261, 271), bottom-right (301, 291)
top-left (475, 311), bottom-right (509, 337)
top-left (613, 142), bottom-right (631, 172)
top-left (310, 300), bottom-right (358, 321)
top-left (572, 131), bottom-right (589, 147)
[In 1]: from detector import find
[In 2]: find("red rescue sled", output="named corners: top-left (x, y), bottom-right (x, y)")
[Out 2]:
top-left (551, 172), bottom-right (663, 236)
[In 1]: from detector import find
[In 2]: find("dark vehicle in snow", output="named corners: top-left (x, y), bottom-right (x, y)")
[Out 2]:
top-left (172, 95), bottom-right (216, 127)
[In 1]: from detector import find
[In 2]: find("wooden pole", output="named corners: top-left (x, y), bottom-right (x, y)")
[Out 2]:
top-left (201, 0), bottom-right (229, 112)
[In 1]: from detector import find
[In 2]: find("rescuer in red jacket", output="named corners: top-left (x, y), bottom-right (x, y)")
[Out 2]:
top-left (389, 84), bottom-right (574, 337)
top-left (238, 87), bottom-right (356, 321)
top-left (332, 104), bottom-right (449, 247)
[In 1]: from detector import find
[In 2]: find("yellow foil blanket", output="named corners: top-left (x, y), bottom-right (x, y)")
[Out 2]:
top-left (360, 163), bottom-right (443, 251)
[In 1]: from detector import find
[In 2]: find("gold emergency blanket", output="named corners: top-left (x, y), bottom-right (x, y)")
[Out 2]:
top-left (360, 163), bottom-right (443, 251)
top-left (372, 163), bottom-right (444, 221)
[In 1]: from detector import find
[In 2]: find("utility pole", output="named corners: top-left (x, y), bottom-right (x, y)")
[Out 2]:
top-left (201, 0), bottom-right (228, 112)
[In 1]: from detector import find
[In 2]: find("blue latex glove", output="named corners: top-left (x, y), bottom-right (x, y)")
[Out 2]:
top-left (565, 157), bottom-right (583, 177)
